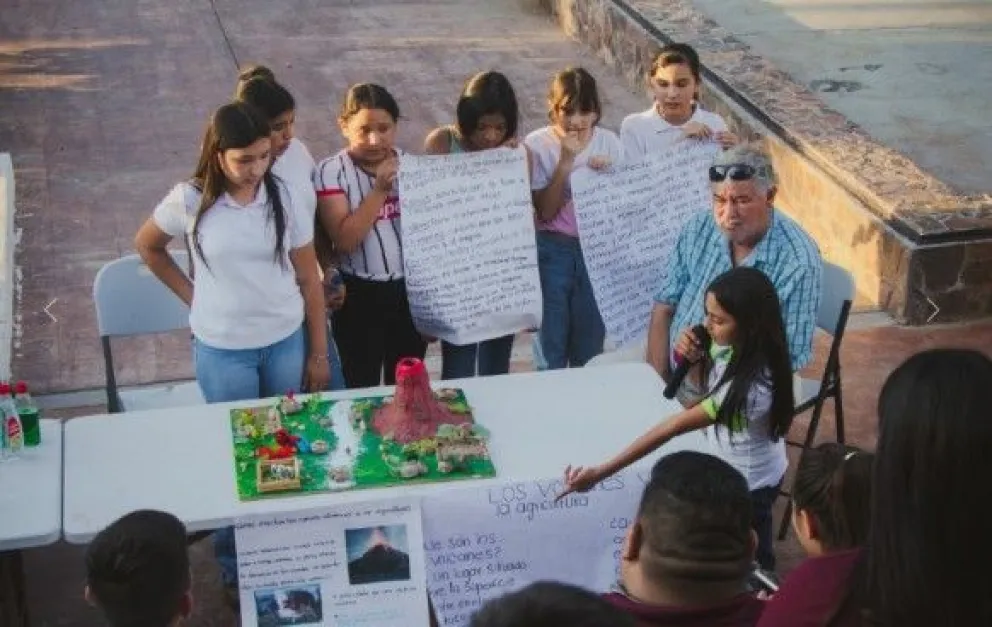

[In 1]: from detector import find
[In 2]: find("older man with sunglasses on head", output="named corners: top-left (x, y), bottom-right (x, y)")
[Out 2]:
top-left (646, 143), bottom-right (822, 404)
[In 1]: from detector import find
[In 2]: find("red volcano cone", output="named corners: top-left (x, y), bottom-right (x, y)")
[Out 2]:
top-left (372, 357), bottom-right (468, 443)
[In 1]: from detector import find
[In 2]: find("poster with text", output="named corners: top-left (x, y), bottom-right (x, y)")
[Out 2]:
top-left (420, 467), bottom-right (655, 627)
top-left (235, 499), bottom-right (428, 627)
top-left (571, 140), bottom-right (720, 348)
top-left (399, 147), bottom-right (542, 345)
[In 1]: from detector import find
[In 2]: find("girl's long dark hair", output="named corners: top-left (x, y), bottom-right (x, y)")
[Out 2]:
top-left (456, 71), bottom-right (519, 143)
top-left (706, 267), bottom-right (794, 439)
top-left (190, 101), bottom-right (287, 269)
top-left (234, 74), bottom-right (295, 121)
top-left (848, 348), bottom-right (992, 626)
top-left (794, 443), bottom-right (873, 551)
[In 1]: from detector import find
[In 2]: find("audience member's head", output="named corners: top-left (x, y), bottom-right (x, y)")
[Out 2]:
top-left (470, 581), bottom-right (635, 627)
top-left (792, 443), bottom-right (873, 557)
top-left (85, 510), bottom-right (192, 627)
top-left (621, 451), bottom-right (754, 606)
top-left (709, 143), bottom-right (777, 248)
top-left (865, 348), bottom-right (992, 626)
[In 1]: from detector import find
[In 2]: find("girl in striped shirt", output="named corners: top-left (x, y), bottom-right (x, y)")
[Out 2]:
top-left (314, 83), bottom-right (426, 388)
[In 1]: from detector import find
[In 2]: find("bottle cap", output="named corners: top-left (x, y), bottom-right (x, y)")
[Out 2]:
top-left (13, 381), bottom-right (27, 394)
top-left (0, 383), bottom-right (10, 395)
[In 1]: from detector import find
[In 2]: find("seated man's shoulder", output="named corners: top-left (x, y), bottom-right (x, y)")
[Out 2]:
top-left (684, 209), bottom-right (718, 238)
top-left (771, 210), bottom-right (822, 267)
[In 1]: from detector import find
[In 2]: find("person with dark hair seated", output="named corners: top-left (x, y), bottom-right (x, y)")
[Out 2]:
top-left (84, 509), bottom-right (192, 627)
top-left (470, 581), bottom-right (635, 627)
top-left (605, 451), bottom-right (763, 626)
top-left (757, 443), bottom-right (873, 626)
top-left (761, 348), bottom-right (992, 627)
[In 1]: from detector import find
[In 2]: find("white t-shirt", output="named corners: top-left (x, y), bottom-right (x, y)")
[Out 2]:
top-left (313, 149), bottom-right (404, 281)
top-left (620, 105), bottom-right (728, 160)
top-left (153, 180), bottom-right (313, 350)
top-left (699, 344), bottom-right (787, 491)
top-left (273, 137), bottom-right (317, 221)
top-left (525, 126), bottom-right (624, 237)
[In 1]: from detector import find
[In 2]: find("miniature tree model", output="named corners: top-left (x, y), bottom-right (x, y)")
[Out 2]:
top-left (372, 357), bottom-right (466, 443)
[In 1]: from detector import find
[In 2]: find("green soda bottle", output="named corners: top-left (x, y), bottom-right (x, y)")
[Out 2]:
top-left (14, 381), bottom-right (40, 447)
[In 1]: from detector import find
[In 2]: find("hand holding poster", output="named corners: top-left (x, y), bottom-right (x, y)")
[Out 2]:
top-left (571, 140), bottom-right (720, 348)
top-left (399, 148), bottom-right (542, 345)
top-left (235, 499), bottom-right (428, 627)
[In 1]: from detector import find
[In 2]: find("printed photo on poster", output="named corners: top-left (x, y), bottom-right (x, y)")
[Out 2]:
top-left (253, 585), bottom-right (323, 626)
top-left (346, 524), bottom-right (411, 585)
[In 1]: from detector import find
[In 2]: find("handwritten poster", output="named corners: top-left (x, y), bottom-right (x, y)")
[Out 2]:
top-left (399, 147), bottom-right (542, 345)
top-left (571, 140), bottom-right (720, 348)
top-left (420, 467), bottom-right (654, 627)
top-left (235, 499), bottom-right (428, 627)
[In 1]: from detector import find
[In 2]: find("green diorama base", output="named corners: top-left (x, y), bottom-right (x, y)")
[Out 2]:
top-left (229, 390), bottom-right (497, 501)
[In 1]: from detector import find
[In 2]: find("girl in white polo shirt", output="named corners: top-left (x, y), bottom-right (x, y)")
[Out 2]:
top-left (315, 83), bottom-right (426, 389)
top-left (135, 101), bottom-right (329, 599)
top-left (526, 67), bottom-right (623, 369)
top-left (560, 267), bottom-right (795, 572)
top-left (235, 65), bottom-right (347, 390)
top-left (134, 101), bottom-right (330, 400)
top-left (620, 43), bottom-right (738, 158)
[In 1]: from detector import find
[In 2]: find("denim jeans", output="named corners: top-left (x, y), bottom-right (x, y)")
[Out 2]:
top-left (319, 315), bottom-right (347, 391)
top-left (441, 335), bottom-right (514, 379)
top-left (535, 231), bottom-right (605, 369)
top-left (193, 325), bottom-right (306, 589)
top-left (194, 325), bottom-right (306, 402)
top-left (751, 484), bottom-right (781, 571)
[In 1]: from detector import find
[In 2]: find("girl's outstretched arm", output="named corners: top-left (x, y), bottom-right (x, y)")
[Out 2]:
top-left (557, 404), bottom-right (711, 499)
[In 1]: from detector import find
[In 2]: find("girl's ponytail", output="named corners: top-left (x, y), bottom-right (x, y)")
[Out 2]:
top-left (794, 443), bottom-right (874, 550)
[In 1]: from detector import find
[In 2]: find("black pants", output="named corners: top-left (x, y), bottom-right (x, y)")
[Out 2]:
top-left (333, 274), bottom-right (427, 389)
top-left (751, 484), bottom-right (780, 571)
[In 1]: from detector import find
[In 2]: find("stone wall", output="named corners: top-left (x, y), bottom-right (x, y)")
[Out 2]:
top-left (538, 0), bottom-right (992, 323)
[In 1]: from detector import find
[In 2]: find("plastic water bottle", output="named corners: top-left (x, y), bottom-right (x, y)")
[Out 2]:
top-left (14, 381), bottom-right (40, 446)
top-left (0, 383), bottom-right (23, 458)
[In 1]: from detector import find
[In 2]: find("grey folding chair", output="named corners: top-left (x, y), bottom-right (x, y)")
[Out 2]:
top-left (777, 261), bottom-right (855, 540)
top-left (92, 252), bottom-right (204, 413)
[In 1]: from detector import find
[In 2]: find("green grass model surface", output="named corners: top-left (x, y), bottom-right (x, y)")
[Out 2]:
top-left (229, 391), bottom-right (496, 501)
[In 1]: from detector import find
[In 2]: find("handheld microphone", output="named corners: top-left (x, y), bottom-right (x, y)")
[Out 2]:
top-left (663, 324), bottom-right (712, 399)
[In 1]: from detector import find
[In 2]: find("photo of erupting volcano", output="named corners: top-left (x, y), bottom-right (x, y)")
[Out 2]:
top-left (345, 525), bottom-right (411, 585)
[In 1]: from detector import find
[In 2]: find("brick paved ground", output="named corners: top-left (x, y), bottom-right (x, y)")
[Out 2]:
top-left (3, 0), bottom-right (991, 624)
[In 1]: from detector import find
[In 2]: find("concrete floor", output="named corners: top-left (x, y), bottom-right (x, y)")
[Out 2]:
top-left (686, 0), bottom-right (992, 194)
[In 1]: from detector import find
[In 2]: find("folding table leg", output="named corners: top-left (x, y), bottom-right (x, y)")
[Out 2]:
top-left (0, 549), bottom-right (29, 627)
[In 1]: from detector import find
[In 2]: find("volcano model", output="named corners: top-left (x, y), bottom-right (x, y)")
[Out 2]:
top-left (372, 357), bottom-right (467, 443)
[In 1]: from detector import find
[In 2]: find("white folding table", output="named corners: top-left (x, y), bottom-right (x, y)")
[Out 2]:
top-left (63, 363), bottom-right (707, 542)
top-left (0, 420), bottom-right (64, 627)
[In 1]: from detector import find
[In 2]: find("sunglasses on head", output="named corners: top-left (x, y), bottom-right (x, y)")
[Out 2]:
top-left (709, 164), bottom-right (756, 183)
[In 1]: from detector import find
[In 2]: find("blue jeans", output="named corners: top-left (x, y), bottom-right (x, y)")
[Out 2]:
top-left (194, 326), bottom-right (306, 402)
top-left (193, 325), bottom-right (306, 588)
top-left (535, 231), bottom-right (605, 369)
top-left (441, 335), bottom-right (514, 379)
top-left (751, 484), bottom-right (780, 571)
top-left (320, 316), bottom-right (347, 391)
